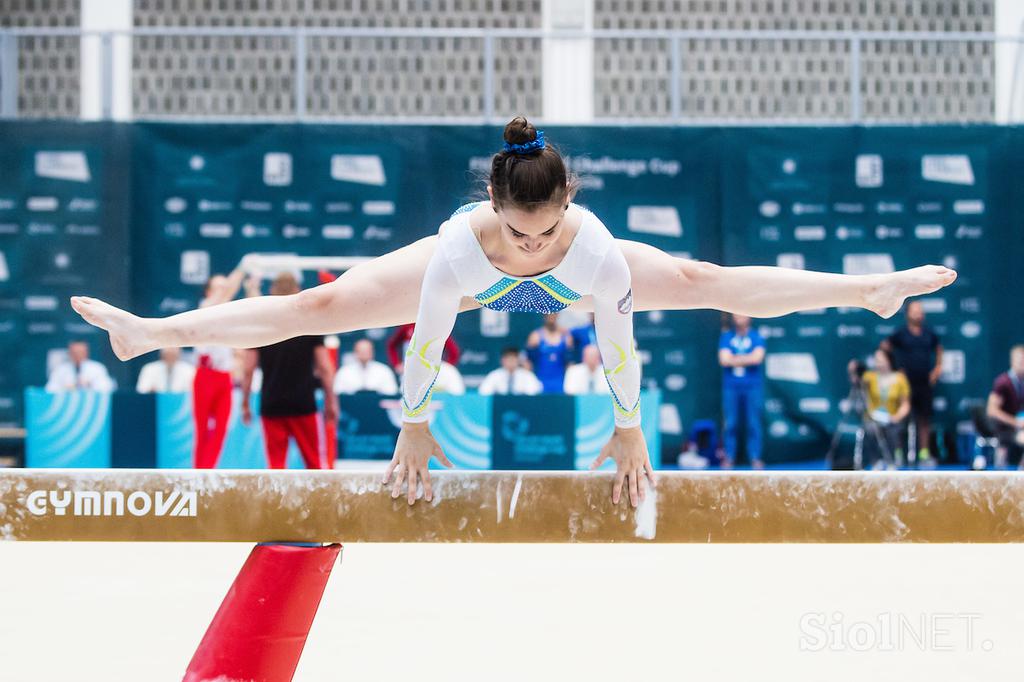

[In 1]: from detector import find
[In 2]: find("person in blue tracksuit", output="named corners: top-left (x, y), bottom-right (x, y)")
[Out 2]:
top-left (719, 314), bottom-right (766, 468)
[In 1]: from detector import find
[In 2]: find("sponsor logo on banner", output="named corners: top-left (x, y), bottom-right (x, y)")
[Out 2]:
top-left (0, 251), bottom-right (7, 281)
top-left (664, 350), bottom-right (686, 366)
top-left (759, 201), bottom-right (781, 218)
top-left (240, 223), bottom-right (271, 238)
top-left (914, 224), bottom-right (945, 239)
top-left (953, 200), bottom-right (984, 215)
top-left (855, 154), bottom-right (883, 188)
top-left (765, 353), bottom-right (820, 384)
top-left (322, 225), bottom-right (354, 240)
top-left (480, 308), bottom-right (509, 338)
top-left (770, 421), bottom-right (790, 438)
top-left (0, 223), bottom-right (18, 235)
top-left (0, 320), bottom-right (14, 333)
top-left (282, 224), bottom-right (311, 239)
top-left (0, 198), bottom-right (14, 210)
top-left (941, 350), bottom-right (965, 384)
top-left (331, 155), bottom-right (386, 186)
top-left (263, 152), bottom-right (293, 186)
top-left (198, 199), bottom-right (232, 212)
top-left (164, 197), bottom-right (187, 214)
top-left (164, 223), bottom-right (186, 238)
top-left (28, 322), bottom-right (56, 334)
top-left (843, 254), bottom-right (894, 275)
top-left (960, 321), bottom-right (982, 338)
top-left (758, 326), bottom-right (785, 339)
top-left (837, 325), bottom-right (866, 338)
top-left (65, 224), bottom-right (100, 236)
top-left (626, 206), bottom-right (683, 237)
top-left (159, 297), bottom-right (191, 313)
top-left (25, 489), bottom-right (197, 518)
top-left (781, 158), bottom-right (798, 174)
top-left (363, 200), bottom-right (396, 217)
top-left (64, 322), bottom-right (96, 334)
top-left (797, 326), bottom-right (825, 338)
top-left (792, 202), bottom-right (826, 216)
top-left (25, 296), bottom-right (58, 311)
top-left (921, 155), bottom-right (975, 185)
top-left (54, 252), bottom-right (70, 269)
top-left (833, 202), bottom-right (865, 214)
top-left (27, 196), bottom-right (58, 212)
top-left (325, 201), bottom-right (353, 213)
top-left (664, 375), bottom-right (687, 391)
top-left (876, 202), bottom-right (904, 214)
top-left (759, 225), bottom-right (781, 241)
top-left (240, 200), bottom-right (272, 212)
top-left (920, 298), bottom-right (947, 314)
top-left (28, 222), bottom-right (57, 235)
top-left (363, 226), bottom-right (393, 240)
top-left (799, 397), bottom-right (831, 414)
top-left (189, 155), bottom-right (206, 171)
top-left (960, 297), bottom-right (981, 313)
top-left (916, 201), bottom-right (942, 213)
top-left (459, 350), bottom-right (489, 366)
top-left (776, 253), bottom-right (805, 270)
top-left (637, 349), bottom-right (652, 365)
top-left (35, 151), bottom-right (91, 182)
top-left (835, 225), bottom-right (866, 240)
top-left (181, 251), bottom-right (210, 285)
top-left (794, 226), bottom-right (826, 241)
top-left (875, 225), bottom-right (904, 239)
top-left (954, 224), bottom-right (982, 239)
top-left (284, 200), bottom-right (312, 213)
top-left (68, 198), bottom-right (98, 212)
top-left (646, 310), bottom-right (664, 324)
top-left (199, 223), bottom-right (232, 238)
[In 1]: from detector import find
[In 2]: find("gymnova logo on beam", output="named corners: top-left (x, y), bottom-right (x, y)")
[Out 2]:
top-left (24, 490), bottom-right (198, 517)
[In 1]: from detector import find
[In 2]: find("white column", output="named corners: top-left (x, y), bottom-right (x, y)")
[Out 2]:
top-left (995, 0), bottom-right (1024, 123)
top-left (542, 0), bottom-right (594, 123)
top-left (80, 0), bottom-right (132, 120)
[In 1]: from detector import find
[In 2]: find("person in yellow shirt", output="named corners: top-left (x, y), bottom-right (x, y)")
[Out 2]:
top-left (861, 348), bottom-right (911, 469)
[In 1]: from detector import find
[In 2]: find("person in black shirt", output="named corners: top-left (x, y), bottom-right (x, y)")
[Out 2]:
top-left (881, 300), bottom-right (943, 465)
top-left (241, 273), bottom-right (339, 469)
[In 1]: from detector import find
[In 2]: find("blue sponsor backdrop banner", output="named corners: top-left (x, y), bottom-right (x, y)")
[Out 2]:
top-left (24, 389), bottom-right (661, 469)
top-left (5, 123), bottom-right (1024, 462)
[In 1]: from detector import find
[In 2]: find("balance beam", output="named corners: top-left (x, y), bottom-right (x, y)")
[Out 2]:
top-left (2, 469), bottom-right (1023, 543)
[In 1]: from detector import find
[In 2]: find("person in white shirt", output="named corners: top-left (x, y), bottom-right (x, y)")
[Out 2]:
top-left (563, 344), bottom-right (611, 395)
top-left (136, 347), bottom-right (195, 393)
top-left (45, 341), bottom-right (115, 393)
top-left (478, 347), bottom-right (543, 396)
top-left (333, 339), bottom-right (399, 394)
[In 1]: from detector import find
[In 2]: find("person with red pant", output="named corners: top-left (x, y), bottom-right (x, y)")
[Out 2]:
top-left (192, 262), bottom-right (248, 469)
top-left (240, 273), bottom-right (339, 469)
top-left (386, 322), bottom-right (460, 374)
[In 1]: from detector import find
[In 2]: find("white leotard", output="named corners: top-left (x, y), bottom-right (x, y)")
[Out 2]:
top-left (402, 202), bottom-right (641, 428)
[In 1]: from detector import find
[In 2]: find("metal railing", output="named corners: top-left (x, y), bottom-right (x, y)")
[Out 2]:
top-left (0, 26), bottom-right (1019, 123)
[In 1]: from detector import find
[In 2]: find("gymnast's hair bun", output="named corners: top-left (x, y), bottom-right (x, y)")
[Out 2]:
top-left (503, 116), bottom-right (537, 146)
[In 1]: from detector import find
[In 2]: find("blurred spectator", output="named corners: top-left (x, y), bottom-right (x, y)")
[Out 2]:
top-left (986, 344), bottom-right (1024, 467)
top-left (136, 347), bottom-right (195, 393)
top-left (718, 314), bottom-right (766, 468)
top-left (479, 347), bottom-right (543, 396)
top-left (333, 339), bottom-right (399, 394)
top-left (563, 344), bottom-right (610, 395)
top-left (526, 313), bottom-right (574, 394)
top-left (881, 300), bottom-right (943, 465)
top-left (862, 348), bottom-right (911, 469)
top-left (241, 273), bottom-right (338, 470)
top-left (45, 340), bottom-right (115, 393)
top-left (386, 323), bottom-right (460, 374)
top-left (569, 313), bottom-right (596, 363)
top-left (434, 361), bottom-right (466, 395)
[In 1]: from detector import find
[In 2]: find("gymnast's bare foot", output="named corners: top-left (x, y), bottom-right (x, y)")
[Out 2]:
top-left (863, 265), bottom-right (957, 319)
top-left (69, 296), bottom-right (159, 361)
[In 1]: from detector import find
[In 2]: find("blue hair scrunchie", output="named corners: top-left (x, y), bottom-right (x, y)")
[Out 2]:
top-left (503, 131), bottom-right (546, 154)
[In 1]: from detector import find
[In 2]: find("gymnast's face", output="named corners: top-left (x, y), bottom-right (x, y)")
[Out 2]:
top-left (492, 201), bottom-right (568, 258)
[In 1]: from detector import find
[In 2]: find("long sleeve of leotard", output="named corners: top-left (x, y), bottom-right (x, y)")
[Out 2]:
top-left (592, 245), bottom-right (642, 428)
top-left (401, 247), bottom-right (462, 423)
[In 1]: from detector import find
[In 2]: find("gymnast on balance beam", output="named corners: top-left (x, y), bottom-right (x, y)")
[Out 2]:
top-left (70, 116), bottom-right (957, 507)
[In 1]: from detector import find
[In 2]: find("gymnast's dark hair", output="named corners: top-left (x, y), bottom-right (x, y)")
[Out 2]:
top-left (490, 116), bottom-right (579, 211)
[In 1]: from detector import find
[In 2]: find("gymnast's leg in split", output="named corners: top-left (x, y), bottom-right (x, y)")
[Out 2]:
top-left (71, 237), bottom-right (956, 360)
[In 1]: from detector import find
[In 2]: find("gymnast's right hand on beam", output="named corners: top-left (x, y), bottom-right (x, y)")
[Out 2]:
top-left (383, 422), bottom-right (453, 505)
